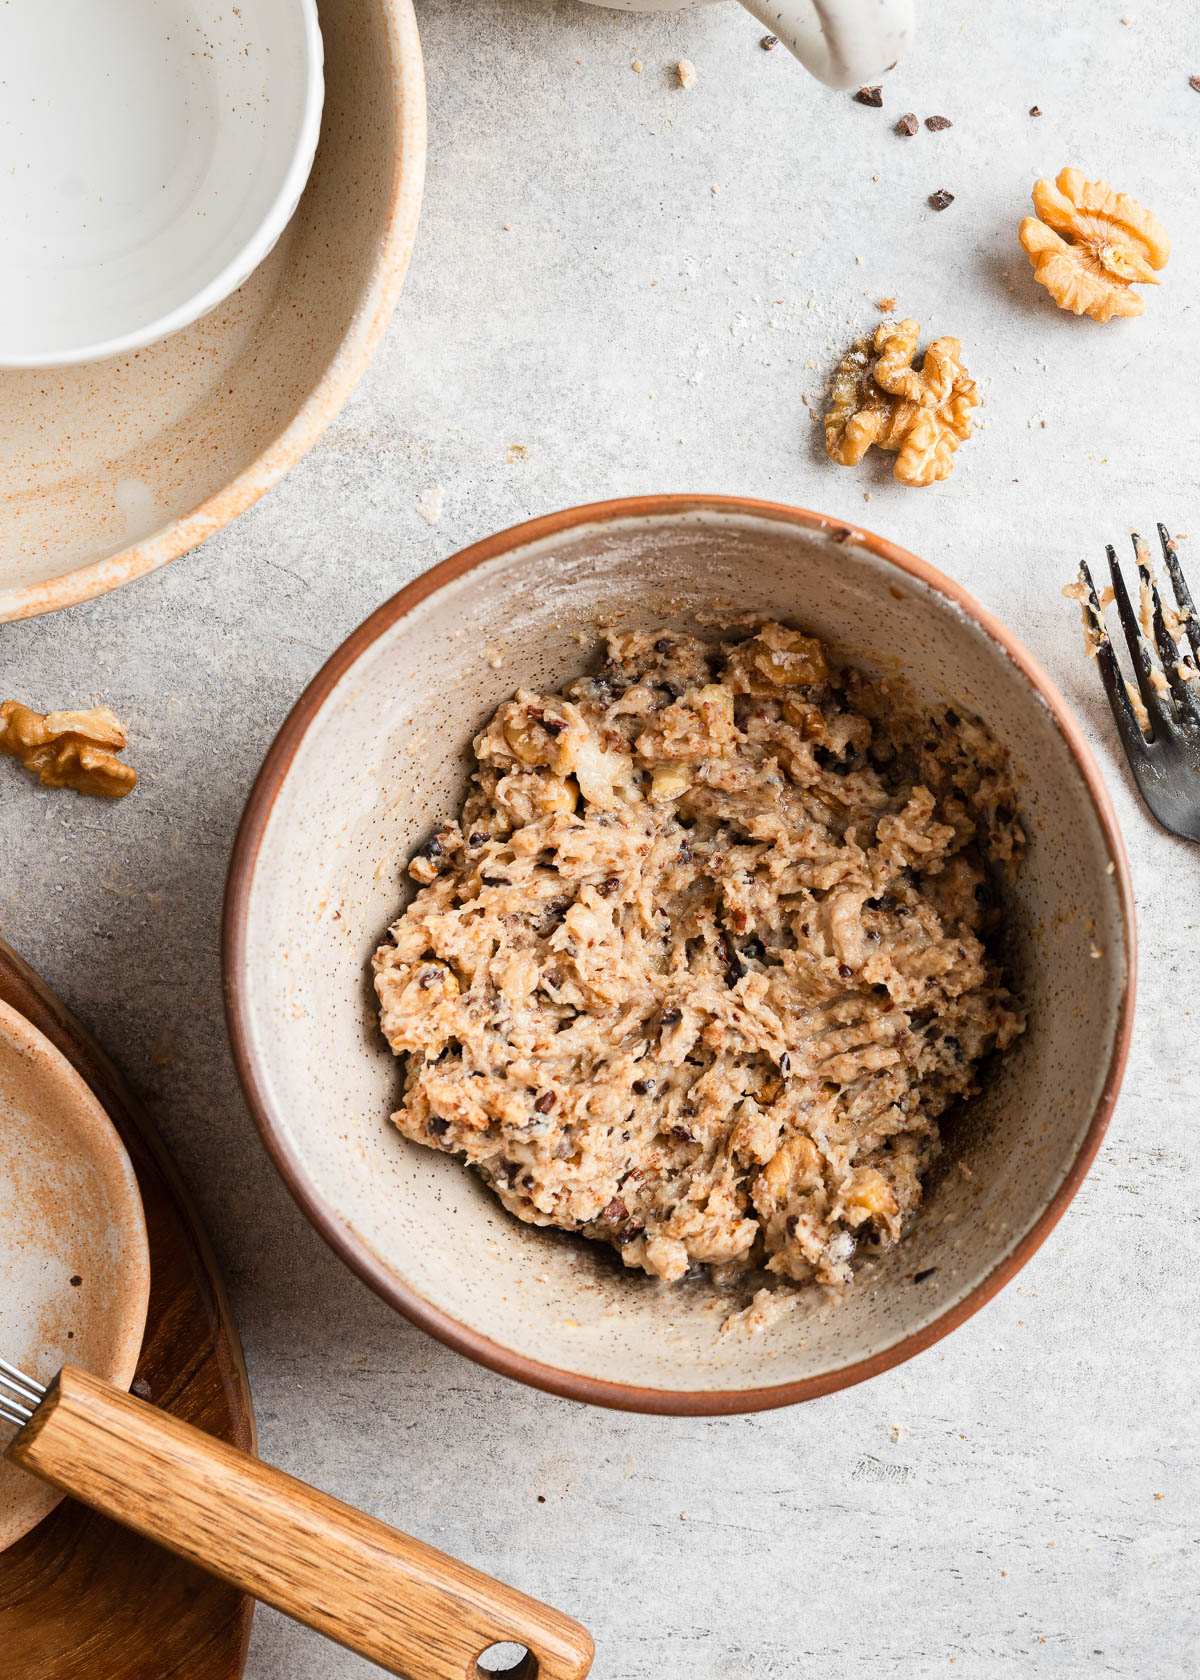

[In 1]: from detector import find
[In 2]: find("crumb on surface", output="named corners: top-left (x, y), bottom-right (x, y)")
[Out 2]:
top-left (677, 58), bottom-right (696, 88)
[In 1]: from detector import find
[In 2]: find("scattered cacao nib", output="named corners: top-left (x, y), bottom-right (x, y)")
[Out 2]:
top-left (418, 834), bottom-right (443, 860)
top-left (496, 1158), bottom-right (521, 1185)
top-left (671, 1125), bottom-right (694, 1142)
top-left (661, 1008), bottom-right (682, 1024)
top-left (468, 831), bottom-right (488, 847)
top-left (541, 714), bottom-right (567, 736)
top-left (131, 1376), bottom-right (153, 1401)
top-left (854, 84), bottom-right (883, 107)
top-left (786, 1215), bottom-right (799, 1235)
top-left (480, 875), bottom-right (509, 886)
top-left (838, 964), bottom-right (853, 980)
top-left (597, 876), bottom-right (621, 896)
top-left (925, 114), bottom-right (952, 131)
top-left (929, 189), bottom-right (955, 211)
top-left (944, 707), bottom-right (960, 727)
top-left (534, 1091), bottom-right (557, 1114)
top-left (896, 112), bottom-right (919, 136)
top-left (418, 968), bottom-right (440, 989)
top-left (779, 1050), bottom-right (791, 1075)
top-left (602, 1198), bottom-right (627, 1224)
top-left (1029, 104), bottom-right (1042, 115)
top-left (760, 33), bottom-right (778, 50)
top-left (831, 526), bottom-right (853, 543)
top-left (428, 1117), bottom-right (450, 1136)
top-left (632, 1078), bottom-right (655, 1095)
top-left (654, 638), bottom-right (673, 654)
top-left (913, 1266), bottom-right (938, 1283)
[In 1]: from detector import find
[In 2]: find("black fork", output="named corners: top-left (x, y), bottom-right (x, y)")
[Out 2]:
top-left (1075, 523), bottom-right (1200, 842)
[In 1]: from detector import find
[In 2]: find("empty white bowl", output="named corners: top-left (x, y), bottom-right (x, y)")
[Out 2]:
top-left (0, 0), bottom-right (324, 367)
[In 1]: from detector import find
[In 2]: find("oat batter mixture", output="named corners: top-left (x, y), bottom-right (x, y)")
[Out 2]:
top-left (373, 624), bottom-right (1025, 1289)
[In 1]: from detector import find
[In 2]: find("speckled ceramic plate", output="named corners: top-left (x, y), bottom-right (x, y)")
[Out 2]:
top-left (224, 497), bottom-right (1136, 1414)
top-left (0, 0), bottom-right (425, 621)
top-left (0, 998), bottom-right (150, 1550)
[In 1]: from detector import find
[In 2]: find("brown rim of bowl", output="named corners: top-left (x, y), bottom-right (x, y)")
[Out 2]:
top-left (222, 494), bottom-right (1136, 1416)
top-left (0, 0), bottom-right (426, 624)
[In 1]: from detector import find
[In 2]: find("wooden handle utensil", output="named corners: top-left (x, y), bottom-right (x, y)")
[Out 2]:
top-left (6, 1364), bottom-right (593, 1680)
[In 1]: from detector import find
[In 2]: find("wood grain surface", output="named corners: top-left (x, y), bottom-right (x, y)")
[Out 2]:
top-left (11, 1365), bottom-right (595, 1680)
top-left (0, 936), bottom-right (255, 1680)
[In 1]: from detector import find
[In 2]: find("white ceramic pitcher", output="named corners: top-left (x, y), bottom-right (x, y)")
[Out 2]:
top-left (577, 0), bottom-right (914, 89)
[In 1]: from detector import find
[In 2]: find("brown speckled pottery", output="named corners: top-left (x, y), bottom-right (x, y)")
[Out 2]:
top-left (224, 497), bottom-right (1135, 1414)
top-left (0, 0), bottom-right (425, 622)
top-left (0, 999), bottom-right (150, 1547)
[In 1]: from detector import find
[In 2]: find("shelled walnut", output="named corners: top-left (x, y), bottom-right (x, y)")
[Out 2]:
top-left (824, 318), bottom-right (979, 487)
top-left (1018, 168), bottom-right (1169, 322)
top-left (0, 701), bottom-right (138, 798)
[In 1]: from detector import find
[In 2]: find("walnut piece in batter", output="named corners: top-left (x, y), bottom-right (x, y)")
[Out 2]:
top-left (0, 701), bottom-right (137, 798)
top-left (825, 319), bottom-right (979, 487)
top-left (374, 626), bottom-right (1025, 1291)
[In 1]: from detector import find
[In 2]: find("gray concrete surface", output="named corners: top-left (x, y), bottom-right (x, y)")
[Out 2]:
top-left (3, 1), bottom-right (1198, 1674)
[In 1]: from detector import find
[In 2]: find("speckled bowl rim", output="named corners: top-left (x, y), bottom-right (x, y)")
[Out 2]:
top-left (222, 494), bottom-right (1137, 1415)
top-left (0, 0), bottom-right (426, 623)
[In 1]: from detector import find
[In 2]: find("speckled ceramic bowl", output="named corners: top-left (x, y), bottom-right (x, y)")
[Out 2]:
top-left (224, 497), bottom-right (1135, 1414)
top-left (0, 999), bottom-right (150, 1548)
top-left (0, 0), bottom-right (424, 621)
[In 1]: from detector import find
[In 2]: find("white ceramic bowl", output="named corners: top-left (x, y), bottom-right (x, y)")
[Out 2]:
top-left (225, 498), bottom-right (1135, 1413)
top-left (0, 0), bottom-right (324, 367)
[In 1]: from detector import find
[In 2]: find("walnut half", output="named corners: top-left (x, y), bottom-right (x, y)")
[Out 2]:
top-left (0, 701), bottom-right (138, 798)
top-left (825, 318), bottom-right (979, 487)
top-left (1018, 168), bottom-right (1169, 322)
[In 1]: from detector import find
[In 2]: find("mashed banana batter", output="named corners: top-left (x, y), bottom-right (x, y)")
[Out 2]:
top-left (374, 625), bottom-right (1025, 1289)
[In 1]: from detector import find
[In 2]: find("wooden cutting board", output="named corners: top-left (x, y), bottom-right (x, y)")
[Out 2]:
top-left (0, 936), bottom-right (255, 1679)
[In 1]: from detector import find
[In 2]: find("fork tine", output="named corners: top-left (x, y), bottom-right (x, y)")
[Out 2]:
top-left (1107, 544), bottom-right (1165, 734)
top-left (1159, 523), bottom-right (1200, 668)
top-left (1133, 533), bottom-right (1200, 727)
top-left (0, 1356), bottom-right (45, 1400)
top-left (1079, 559), bottom-right (1151, 759)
